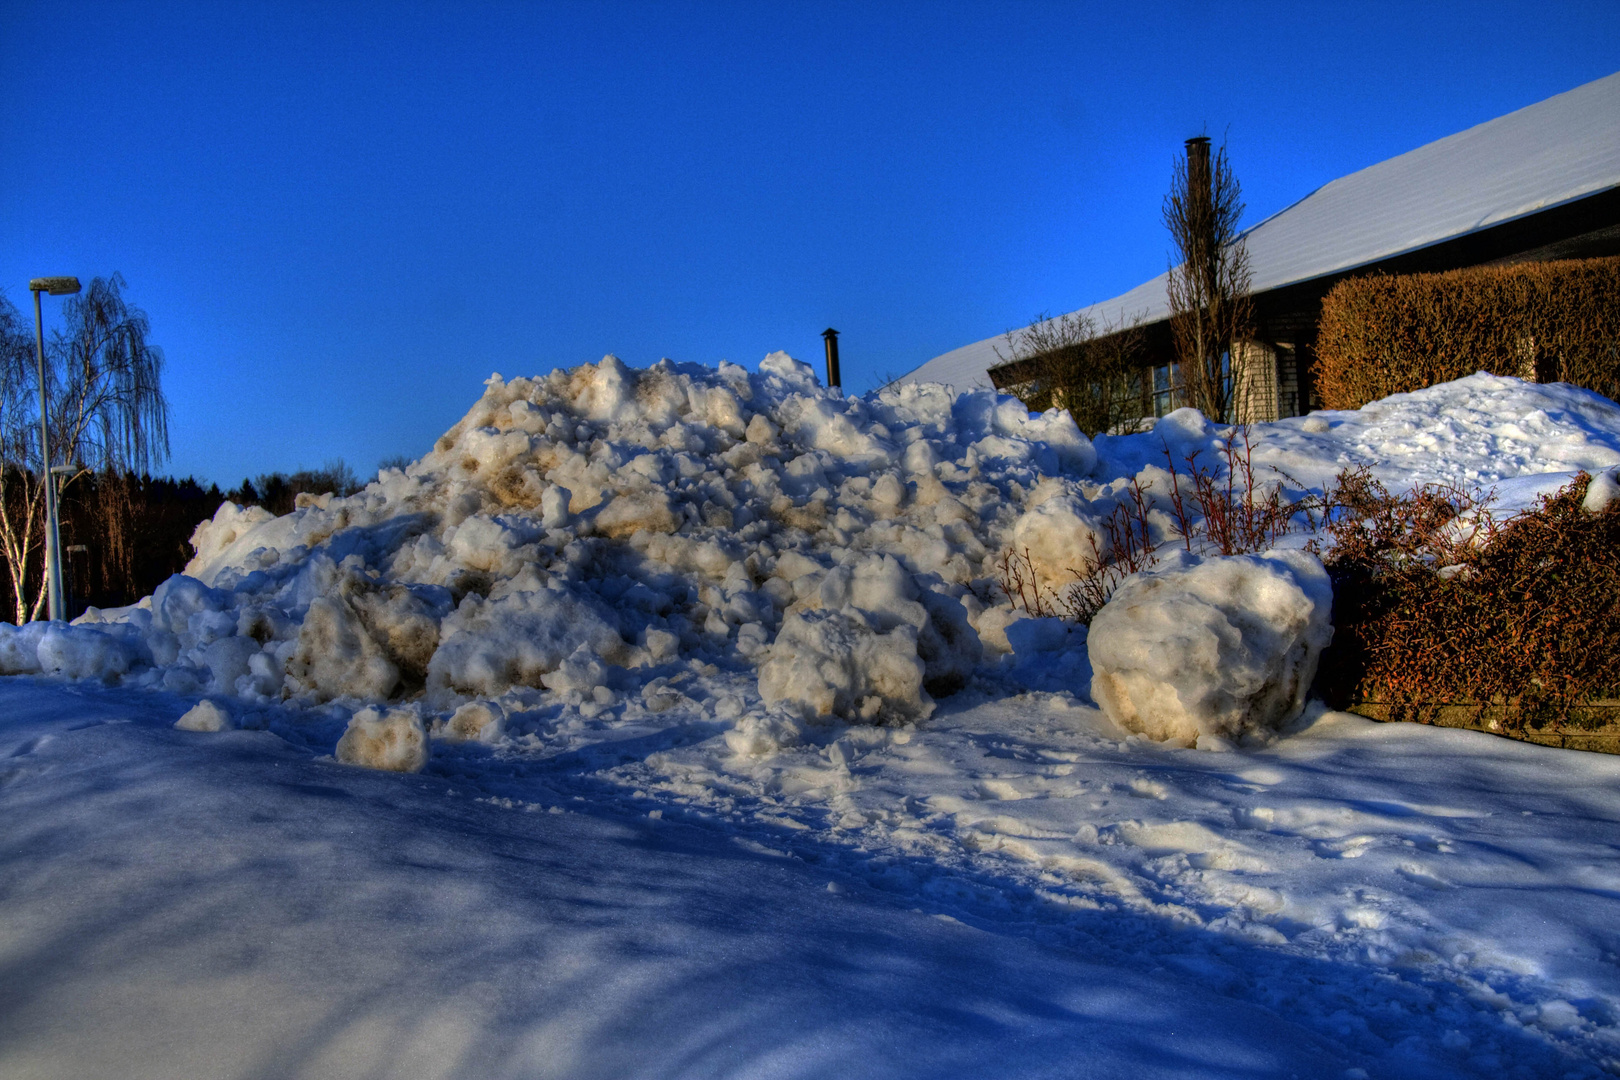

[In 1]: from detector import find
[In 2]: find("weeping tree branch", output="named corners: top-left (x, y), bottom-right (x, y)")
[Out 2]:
top-left (0, 274), bottom-right (169, 623)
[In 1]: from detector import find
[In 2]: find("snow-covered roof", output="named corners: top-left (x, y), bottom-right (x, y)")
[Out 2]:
top-left (900, 70), bottom-right (1620, 390)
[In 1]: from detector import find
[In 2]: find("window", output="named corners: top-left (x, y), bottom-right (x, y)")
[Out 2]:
top-left (1152, 362), bottom-right (1181, 416)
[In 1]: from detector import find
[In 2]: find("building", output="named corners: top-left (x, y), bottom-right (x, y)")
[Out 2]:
top-left (897, 71), bottom-right (1620, 421)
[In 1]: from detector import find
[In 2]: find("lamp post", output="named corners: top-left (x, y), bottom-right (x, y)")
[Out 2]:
top-left (29, 276), bottom-right (80, 623)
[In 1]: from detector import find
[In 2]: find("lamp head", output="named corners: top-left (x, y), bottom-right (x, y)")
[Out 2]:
top-left (29, 277), bottom-right (81, 296)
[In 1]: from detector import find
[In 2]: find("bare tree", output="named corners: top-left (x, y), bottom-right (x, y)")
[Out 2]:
top-left (994, 310), bottom-right (1149, 437)
top-left (1164, 136), bottom-right (1254, 422)
top-left (0, 274), bottom-right (169, 623)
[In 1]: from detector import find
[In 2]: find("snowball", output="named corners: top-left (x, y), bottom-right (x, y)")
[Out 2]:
top-left (1088, 551), bottom-right (1333, 746)
top-left (758, 608), bottom-right (931, 724)
top-left (1583, 468), bottom-right (1620, 513)
top-left (175, 700), bottom-right (235, 733)
top-left (335, 706), bottom-right (429, 772)
top-left (440, 700), bottom-right (505, 742)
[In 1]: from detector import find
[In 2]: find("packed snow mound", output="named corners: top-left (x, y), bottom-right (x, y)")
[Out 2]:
top-left (13, 362), bottom-right (1620, 752)
top-left (48, 352), bottom-right (1094, 724)
top-left (1088, 550), bottom-right (1333, 746)
top-left (1092, 372), bottom-right (1620, 507)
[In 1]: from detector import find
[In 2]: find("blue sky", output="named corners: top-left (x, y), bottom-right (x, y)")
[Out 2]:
top-left (4, 1), bottom-right (1617, 487)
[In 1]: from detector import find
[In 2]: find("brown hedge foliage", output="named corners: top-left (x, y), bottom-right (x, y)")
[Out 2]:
top-left (1314, 472), bottom-right (1620, 731)
top-left (1315, 256), bottom-right (1620, 410)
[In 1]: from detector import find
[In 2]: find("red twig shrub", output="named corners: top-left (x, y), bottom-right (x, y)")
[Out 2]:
top-left (1163, 428), bottom-right (1314, 556)
top-left (998, 429), bottom-right (1318, 625)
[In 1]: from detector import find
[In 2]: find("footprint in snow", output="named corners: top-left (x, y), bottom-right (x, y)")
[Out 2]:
top-left (1397, 862), bottom-right (1452, 890)
top-left (1311, 835), bottom-right (1377, 859)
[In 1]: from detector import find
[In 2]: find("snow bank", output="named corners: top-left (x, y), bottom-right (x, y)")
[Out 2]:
top-left (6, 353), bottom-right (1091, 727)
top-left (1088, 550), bottom-right (1333, 746)
top-left (7, 357), bottom-right (1619, 755)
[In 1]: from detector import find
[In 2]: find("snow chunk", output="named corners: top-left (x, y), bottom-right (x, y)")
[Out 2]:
top-left (285, 596), bottom-right (400, 703)
top-left (335, 705), bottom-right (429, 772)
top-left (758, 350), bottom-right (819, 389)
top-left (427, 584), bottom-right (628, 698)
top-left (439, 700), bottom-right (505, 742)
top-left (185, 502), bottom-right (276, 581)
top-left (594, 490), bottom-right (678, 538)
top-left (724, 712), bottom-right (805, 757)
top-left (1088, 551), bottom-right (1333, 746)
top-left (0, 622), bottom-right (48, 674)
top-left (759, 608), bottom-right (931, 724)
top-left (37, 625), bottom-right (134, 682)
top-left (175, 700), bottom-right (235, 732)
top-left (1010, 490), bottom-right (1106, 594)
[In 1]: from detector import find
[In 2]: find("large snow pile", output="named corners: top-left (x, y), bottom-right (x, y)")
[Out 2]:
top-left (0, 353), bottom-right (1103, 729)
top-left (2, 361), bottom-right (1619, 764)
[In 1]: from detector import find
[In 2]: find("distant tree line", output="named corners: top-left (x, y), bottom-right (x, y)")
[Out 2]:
top-left (226, 459), bottom-right (363, 517)
top-left (0, 459), bottom-right (368, 620)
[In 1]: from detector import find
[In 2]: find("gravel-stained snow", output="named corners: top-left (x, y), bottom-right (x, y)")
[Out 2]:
top-left (5, 357), bottom-right (1620, 1078)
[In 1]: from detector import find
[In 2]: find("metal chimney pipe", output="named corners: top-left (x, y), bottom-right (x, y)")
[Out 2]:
top-left (1184, 135), bottom-right (1212, 192)
top-left (821, 328), bottom-right (841, 389)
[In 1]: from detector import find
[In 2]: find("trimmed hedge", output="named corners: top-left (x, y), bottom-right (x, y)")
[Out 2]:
top-left (1315, 256), bottom-right (1620, 410)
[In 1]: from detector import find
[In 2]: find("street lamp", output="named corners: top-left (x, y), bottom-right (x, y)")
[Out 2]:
top-left (29, 276), bottom-right (80, 623)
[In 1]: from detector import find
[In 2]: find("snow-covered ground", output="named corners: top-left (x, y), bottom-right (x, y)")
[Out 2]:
top-left (5, 359), bottom-right (1620, 1078)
